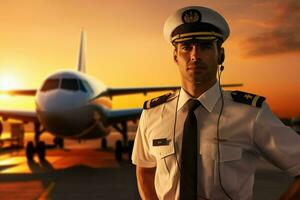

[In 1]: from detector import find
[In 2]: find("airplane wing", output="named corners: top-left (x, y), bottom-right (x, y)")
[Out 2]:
top-left (102, 86), bottom-right (180, 97)
top-left (95, 83), bottom-right (243, 123)
top-left (0, 109), bottom-right (38, 122)
top-left (103, 108), bottom-right (142, 124)
top-left (0, 84), bottom-right (242, 98)
top-left (98, 83), bottom-right (243, 98)
top-left (0, 89), bottom-right (37, 96)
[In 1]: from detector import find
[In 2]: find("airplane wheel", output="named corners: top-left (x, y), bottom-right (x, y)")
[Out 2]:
top-left (53, 137), bottom-right (58, 147)
top-left (101, 138), bottom-right (107, 149)
top-left (115, 140), bottom-right (122, 161)
top-left (58, 138), bottom-right (64, 148)
top-left (37, 141), bottom-right (46, 161)
top-left (128, 140), bottom-right (134, 160)
top-left (0, 121), bottom-right (3, 135)
top-left (26, 141), bottom-right (35, 161)
top-left (54, 137), bottom-right (64, 148)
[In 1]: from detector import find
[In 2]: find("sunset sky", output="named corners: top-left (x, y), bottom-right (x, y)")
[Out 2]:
top-left (0, 0), bottom-right (299, 118)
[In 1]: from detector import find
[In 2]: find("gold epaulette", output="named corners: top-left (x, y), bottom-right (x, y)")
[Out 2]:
top-left (231, 90), bottom-right (266, 108)
top-left (143, 92), bottom-right (178, 109)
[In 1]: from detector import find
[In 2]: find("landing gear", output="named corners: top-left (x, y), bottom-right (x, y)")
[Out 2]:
top-left (25, 122), bottom-right (46, 161)
top-left (115, 140), bottom-right (122, 160)
top-left (26, 141), bottom-right (46, 161)
top-left (54, 137), bottom-right (64, 148)
top-left (0, 121), bottom-right (3, 135)
top-left (0, 121), bottom-right (3, 147)
top-left (36, 141), bottom-right (46, 161)
top-left (26, 141), bottom-right (35, 161)
top-left (101, 138), bottom-right (107, 149)
top-left (113, 122), bottom-right (134, 161)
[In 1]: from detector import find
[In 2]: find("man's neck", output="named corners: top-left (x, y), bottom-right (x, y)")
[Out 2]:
top-left (181, 79), bottom-right (217, 98)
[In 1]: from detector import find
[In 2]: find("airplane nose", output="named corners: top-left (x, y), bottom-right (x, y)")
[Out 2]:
top-left (36, 90), bottom-right (89, 112)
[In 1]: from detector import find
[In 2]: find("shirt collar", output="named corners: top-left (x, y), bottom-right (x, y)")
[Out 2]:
top-left (177, 81), bottom-right (221, 112)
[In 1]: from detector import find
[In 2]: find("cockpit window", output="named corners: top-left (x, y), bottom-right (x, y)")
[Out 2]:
top-left (78, 80), bottom-right (87, 92)
top-left (61, 78), bottom-right (79, 91)
top-left (41, 79), bottom-right (60, 92)
top-left (82, 80), bottom-right (93, 93)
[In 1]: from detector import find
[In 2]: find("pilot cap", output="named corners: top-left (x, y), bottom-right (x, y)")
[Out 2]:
top-left (163, 6), bottom-right (230, 44)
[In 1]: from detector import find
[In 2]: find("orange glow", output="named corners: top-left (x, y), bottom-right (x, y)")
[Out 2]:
top-left (0, 156), bottom-right (61, 174)
top-left (0, 157), bottom-right (26, 166)
top-left (0, 181), bottom-right (45, 199)
top-left (0, 1), bottom-right (298, 118)
top-left (0, 94), bottom-right (11, 100)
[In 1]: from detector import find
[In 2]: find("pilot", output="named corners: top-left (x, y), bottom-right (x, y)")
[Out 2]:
top-left (132, 6), bottom-right (300, 200)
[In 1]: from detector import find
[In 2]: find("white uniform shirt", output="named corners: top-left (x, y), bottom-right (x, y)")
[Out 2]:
top-left (132, 82), bottom-right (300, 200)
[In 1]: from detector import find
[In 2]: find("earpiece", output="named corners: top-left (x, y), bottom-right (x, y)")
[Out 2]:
top-left (218, 48), bottom-right (225, 65)
top-left (220, 65), bottom-right (224, 71)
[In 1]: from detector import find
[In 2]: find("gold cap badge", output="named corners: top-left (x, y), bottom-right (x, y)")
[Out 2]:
top-left (182, 9), bottom-right (201, 23)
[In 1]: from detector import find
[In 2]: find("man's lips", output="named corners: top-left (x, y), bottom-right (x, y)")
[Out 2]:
top-left (187, 65), bottom-right (206, 70)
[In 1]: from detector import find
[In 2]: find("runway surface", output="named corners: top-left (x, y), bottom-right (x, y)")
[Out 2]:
top-left (0, 130), bottom-right (294, 200)
top-left (0, 149), bottom-right (138, 199)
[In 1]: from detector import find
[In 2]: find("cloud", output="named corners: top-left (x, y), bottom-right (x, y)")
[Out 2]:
top-left (242, 0), bottom-right (300, 57)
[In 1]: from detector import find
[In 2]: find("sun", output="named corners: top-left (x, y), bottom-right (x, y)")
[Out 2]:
top-left (0, 74), bottom-right (20, 91)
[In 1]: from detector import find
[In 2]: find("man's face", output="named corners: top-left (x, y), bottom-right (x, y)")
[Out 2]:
top-left (174, 40), bottom-right (220, 86)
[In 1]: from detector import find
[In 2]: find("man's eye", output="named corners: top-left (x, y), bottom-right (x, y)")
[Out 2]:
top-left (201, 43), bottom-right (213, 49)
top-left (181, 46), bottom-right (190, 51)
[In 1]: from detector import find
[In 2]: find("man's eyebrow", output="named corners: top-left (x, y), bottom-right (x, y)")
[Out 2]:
top-left (180, 42), bottom-right (192, 46)
top-left (179, 41), bottom-right (215, 46)
top-left (197, 41), bottom-right (214, 45)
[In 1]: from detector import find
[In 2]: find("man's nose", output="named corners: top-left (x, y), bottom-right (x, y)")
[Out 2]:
top-left (190, 46), bottom-right (202, 61)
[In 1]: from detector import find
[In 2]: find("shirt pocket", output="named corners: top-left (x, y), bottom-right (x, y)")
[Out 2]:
top-left (214, 144), bottom-right (242, 192)
top-left (151, 144), bottom-right (175, 180)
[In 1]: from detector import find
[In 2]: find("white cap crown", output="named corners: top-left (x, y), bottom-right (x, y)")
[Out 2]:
top-left (163, 6), bottom-right (230, 44)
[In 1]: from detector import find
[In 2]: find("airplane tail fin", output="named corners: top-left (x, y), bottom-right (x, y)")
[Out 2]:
top-left (77, 29), bottom-right (86, 73)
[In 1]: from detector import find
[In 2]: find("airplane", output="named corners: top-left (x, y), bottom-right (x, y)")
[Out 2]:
top-left (0, 31), bottom-right (243, 161)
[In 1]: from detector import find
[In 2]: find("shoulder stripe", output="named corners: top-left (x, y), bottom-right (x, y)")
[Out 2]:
top-left (231, 90), bottom-right (266, 108)
top-left (251, 95), bottom-right (260, 107)
top-left (146, 99), bottom-right (151, 109)
top-left (143, 91), bottom-right (178, 109)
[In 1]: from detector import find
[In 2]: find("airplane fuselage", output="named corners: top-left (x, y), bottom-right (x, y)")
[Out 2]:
top-left (36, 70), bottom-right (112, 139)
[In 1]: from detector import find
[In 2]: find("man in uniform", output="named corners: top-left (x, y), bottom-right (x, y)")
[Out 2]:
top-left (131, 6), bottom-right (300, 200)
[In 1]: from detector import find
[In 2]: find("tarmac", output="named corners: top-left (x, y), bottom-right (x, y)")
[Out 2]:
top-left (0, 130), bottom-right (294, 200)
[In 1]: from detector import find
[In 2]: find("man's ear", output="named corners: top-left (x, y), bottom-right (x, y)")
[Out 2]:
top-left (173, 49), bottom-right (178, 63)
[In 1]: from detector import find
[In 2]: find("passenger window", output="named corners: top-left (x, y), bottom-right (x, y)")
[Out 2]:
top-left (61, 79), bottom-right (79, 91)
top-left (41, 79), bottom-right (60, 92)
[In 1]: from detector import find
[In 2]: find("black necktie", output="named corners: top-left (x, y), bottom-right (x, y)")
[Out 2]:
top-left (180, 99), bottom-right (200, 200)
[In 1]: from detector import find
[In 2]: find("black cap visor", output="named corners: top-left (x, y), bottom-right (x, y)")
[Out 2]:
top-left (171, 22), bottom-right (223, 43)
